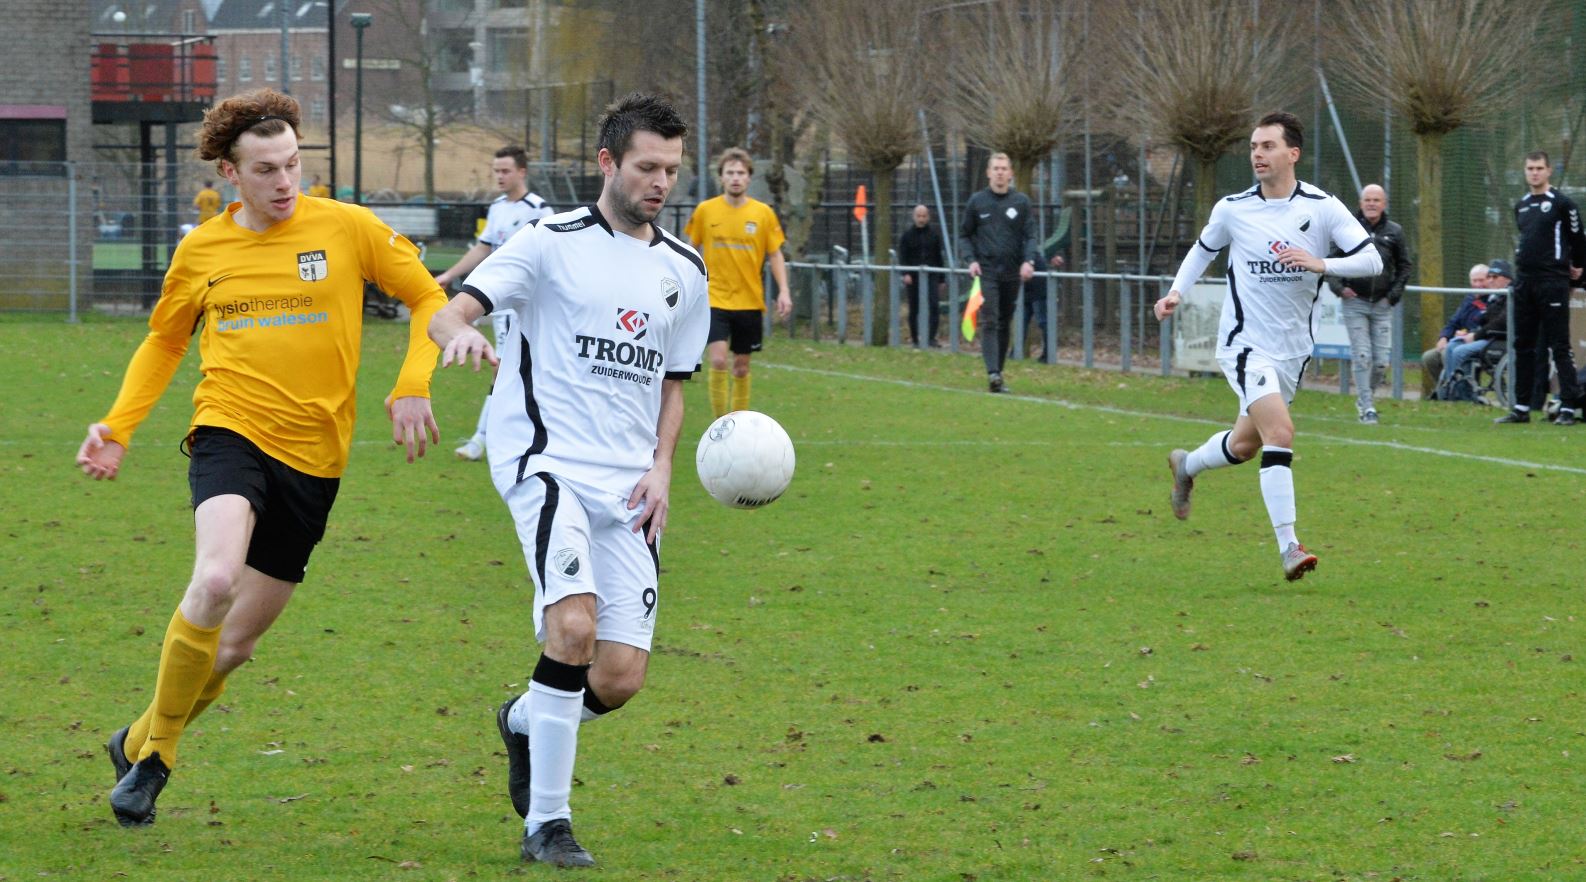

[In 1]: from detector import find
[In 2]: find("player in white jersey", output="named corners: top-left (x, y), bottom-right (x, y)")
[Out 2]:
top-left (1154, 112), bottom-right (1382, 582)
top-left (434, 145), bottom-right (554, 461)
top-left (429, 94), bottom-right (707, 868)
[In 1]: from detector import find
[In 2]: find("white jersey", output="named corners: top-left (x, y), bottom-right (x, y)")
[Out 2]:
top-left (479, 191), bottom-right (553, 249)
top-left (461, 204), bottom-right (711, 494)
top-left (1183, 181), bottom-right (1372, 361)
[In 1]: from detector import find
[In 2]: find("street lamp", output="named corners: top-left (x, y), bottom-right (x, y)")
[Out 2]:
top-left (350, 12), bottom-right (372, 205)
top-left (468, 40), bottom-right (484, 121)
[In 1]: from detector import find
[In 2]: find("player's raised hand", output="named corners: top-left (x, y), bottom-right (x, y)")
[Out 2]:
top-left (439, 327), bottom-right (498, 371)
top-left (76, 422), bottom-right (126, 480)
top-left (1154, 291), bottom-right (1182, 322)
top-left (627, 464), bottom-right (672, 543)
top-left (386, 395), bottom-right (440, 463)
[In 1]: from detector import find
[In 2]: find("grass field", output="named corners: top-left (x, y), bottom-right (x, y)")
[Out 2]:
top-left (2, 316), bottom-right (1583, 881)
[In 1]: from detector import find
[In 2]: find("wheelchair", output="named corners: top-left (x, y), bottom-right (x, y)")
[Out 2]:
top-left (1438, 338), bottom-right (1510, 408)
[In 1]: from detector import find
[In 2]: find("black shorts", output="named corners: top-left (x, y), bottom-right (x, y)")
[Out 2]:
top-left (708, 308), bottom-right (765, 355)
top-left (186, 427), bottom-right (340, 584)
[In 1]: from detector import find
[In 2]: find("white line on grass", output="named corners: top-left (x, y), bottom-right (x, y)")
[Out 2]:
top-left (763, 363), bottom-right (1586, 476)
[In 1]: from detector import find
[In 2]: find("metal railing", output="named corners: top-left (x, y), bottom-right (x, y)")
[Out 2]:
top-left (769, 253), bottom-right (1505, 404)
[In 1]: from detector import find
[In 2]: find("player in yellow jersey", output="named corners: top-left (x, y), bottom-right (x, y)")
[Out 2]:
top-left (306, 173), bottom-right (331, 199)
top-left (683, 147), bottom-right (791, 416)
top-left (192, 180), bottom-right (222, 223)
top-left (74, 88), bottom-right (449, 829)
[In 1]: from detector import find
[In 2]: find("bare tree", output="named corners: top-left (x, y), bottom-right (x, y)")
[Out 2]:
top-left (1332, 0), bottom-right (1553, 348)
top-left (1103, 0), bottom-right (1299, 225)
top-left (783, 0), bottom-right (925, 343)
top-left (945, 0), bottom-right (1085, 194)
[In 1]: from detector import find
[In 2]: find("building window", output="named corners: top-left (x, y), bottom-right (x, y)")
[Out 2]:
top-left (311, 55), bottom-right (325, 81)
top-left (291, 54), bottom-right (303, 80)
top-left (238, 56), bottom-right (252, 81)
top-left (0, 118), bottom-right (67, 175)
top-left (264, 53), bottom-right (276, 82)
top-left (182, 9), bottom-right (196, 32)
top-left (311, 97), bottom-right (326, 122)
top-left (215, 55), bottom-right (228, 83)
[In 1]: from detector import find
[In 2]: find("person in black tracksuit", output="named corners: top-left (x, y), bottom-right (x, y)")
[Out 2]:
top-left (1496, 150), bottom-right (1586, 425)
top-left (898, 204), bottom-right (946, 347)
top-left (958, 152), bottom-right (1040, 393)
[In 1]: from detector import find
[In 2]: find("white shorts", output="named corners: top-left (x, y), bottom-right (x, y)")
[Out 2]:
top-left (502, 472), bottom-right (660, 652)
top-left (1218, 349), bottom-right (1308, 416)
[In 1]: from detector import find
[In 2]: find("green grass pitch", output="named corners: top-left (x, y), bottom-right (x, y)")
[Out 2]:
top-left (1, 316), bottom-right (1582, 880)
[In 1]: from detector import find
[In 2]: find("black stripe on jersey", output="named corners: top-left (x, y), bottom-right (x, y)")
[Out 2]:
top-left (1196, 238), bottom-right (1221, 254)
top-left (664, 367), bottom-right (698, 381)
top-left (1334, 238), bottom-right (1369, 256)
top-left (460, 285), bottom-right (495, 313)
top-left (1296, 355), bottom-right (1311, 393)
top-left (1235, 347), bottom-right (1251, 394)
top-left (1226, 185), bottom-right (1260, 203)
top-left (531, 472), bottom-right (560, 590)
top-left (513, 333), bottom-right (550, 485)
top-left (1223, 269), bottom-right (1245, 348)
top-left (657, 233), bottom-right (707, 278)
top-left (586, 203), bottom-right (614, 235)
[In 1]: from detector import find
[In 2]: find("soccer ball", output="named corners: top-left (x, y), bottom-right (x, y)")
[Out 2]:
top-left (695, 411), bottom-right (795, 509)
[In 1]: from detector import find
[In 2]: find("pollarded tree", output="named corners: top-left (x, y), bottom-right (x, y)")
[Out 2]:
top-left (1332, 0), bottom-right (1553, 348)
top-left (945, 0), bottom-right (1085, 195)
top-left (1103, 0), bottom-right (1299, 225)
top-left (783, 0), bottom-right (925, 343)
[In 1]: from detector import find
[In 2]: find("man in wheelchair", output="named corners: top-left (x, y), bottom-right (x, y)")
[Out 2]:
top-left (1437, 260), bottom-right (1512, 404)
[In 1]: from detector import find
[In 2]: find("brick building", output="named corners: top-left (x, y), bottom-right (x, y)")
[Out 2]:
top-left (0, 0), bottom-right (96, 308)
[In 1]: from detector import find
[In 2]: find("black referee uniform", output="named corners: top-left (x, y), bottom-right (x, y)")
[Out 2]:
top-left (1509, 186), bottom-right (1586, 420)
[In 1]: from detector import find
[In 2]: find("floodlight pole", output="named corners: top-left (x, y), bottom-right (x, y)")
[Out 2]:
top-left (351, 12), bottom-right (372, 205)
top-left (695, 0), bottom-right (707, 203)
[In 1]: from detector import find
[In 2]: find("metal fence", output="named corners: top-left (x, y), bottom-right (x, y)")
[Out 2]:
top-left (772, 255), bottom-right (1516, 405)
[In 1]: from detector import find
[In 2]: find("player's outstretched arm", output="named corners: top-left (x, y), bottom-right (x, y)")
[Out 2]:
top-left (428, 294), bottom-right (498, 371)
top-left (76, 422), bottom-right (127, 480)
top-left (629, 379), bottom-right (685, 543)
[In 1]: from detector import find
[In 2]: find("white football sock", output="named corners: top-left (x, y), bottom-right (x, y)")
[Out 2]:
top-left (1185, 430), bottom-right (1241, 476)
top-left (1258, 446), bottom-right (1298, 552)
top-left (524, 680), bottom-right (582, 834)
top-left (471, 394), bottom-right (490, 445)
top-left (507, 689), bottom-right (532, 734)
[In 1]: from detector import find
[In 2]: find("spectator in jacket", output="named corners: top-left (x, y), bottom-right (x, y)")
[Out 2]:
top-left (1439, 260), bottom-right (1511, 400)
top-left (898, 204), bottom-right (946, 347)
top-left (1328, 184), bottom-right (1413, 423)
top-left (1421, 263), bottom-right (1490, 399)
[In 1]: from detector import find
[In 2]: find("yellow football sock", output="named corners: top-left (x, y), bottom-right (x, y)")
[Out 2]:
top-left (730, 371), bottom-right (752, 413)
top-left (709, 368), bottom-right (730, 417)
top-left (123, 668), bottom-right (229, 759)
top-left (139, 609), bottom-right (222, 766)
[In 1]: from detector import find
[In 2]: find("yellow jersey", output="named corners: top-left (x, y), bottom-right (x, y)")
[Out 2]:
top-left (100, 197), bottom-right (447, 478)
top-left (308, 183), bottom-right (331, 199)
top-left (193, 188), bottom-right (222, 223)
top-left (684, 195), bottom-right (785, 311)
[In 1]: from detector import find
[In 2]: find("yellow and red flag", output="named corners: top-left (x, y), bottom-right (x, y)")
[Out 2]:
top-left (961, 276), bottom-right (983, 342)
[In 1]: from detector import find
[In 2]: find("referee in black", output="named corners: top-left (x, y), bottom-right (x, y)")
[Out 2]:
top-left (958, 151), bottom-right (1039, 393)
top-left (1496, 150), bottom-right (1586, 426)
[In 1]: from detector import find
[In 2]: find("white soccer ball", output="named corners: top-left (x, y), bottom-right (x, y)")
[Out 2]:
top-left (695, 410), bottom-right (795, 509)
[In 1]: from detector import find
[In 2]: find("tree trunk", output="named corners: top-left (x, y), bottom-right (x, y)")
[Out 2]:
top-left (1193, 154), bottom-right (1218, 231)
top-left (869, 166), bottom-right (896, 346)
top-left (1012, 154), bottom-right (1037, 197)
top-left (1416, 130), bottom-right (1444, 350)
